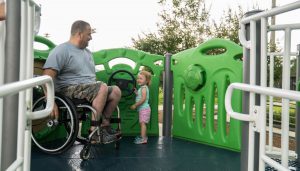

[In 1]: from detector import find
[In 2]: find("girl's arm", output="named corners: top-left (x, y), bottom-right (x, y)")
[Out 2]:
top-left (130, 87), bottom-right (147, 110)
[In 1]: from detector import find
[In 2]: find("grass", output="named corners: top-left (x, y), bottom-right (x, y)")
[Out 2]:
top-left (159, 86), bottom-right (163, 105)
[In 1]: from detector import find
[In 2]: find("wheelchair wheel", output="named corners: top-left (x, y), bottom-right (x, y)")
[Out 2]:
top-left (80, 144), bottom-right (91, 160)
top-left (31, 94), bottom-right (79, 154)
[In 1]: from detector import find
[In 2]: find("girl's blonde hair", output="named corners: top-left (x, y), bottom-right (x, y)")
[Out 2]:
top-left (139, 70), bottom-right (152, 86)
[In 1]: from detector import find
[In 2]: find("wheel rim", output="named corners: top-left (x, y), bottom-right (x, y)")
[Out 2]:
top-left (31, 96), bottom-right (75, 153)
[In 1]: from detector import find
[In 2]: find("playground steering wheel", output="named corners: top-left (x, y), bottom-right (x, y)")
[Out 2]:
top-left (108, 70), bottom-right (136, 97)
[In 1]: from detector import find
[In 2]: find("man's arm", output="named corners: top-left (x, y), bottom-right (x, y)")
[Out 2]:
top-left (43, 68), bottom-right (59, 119)
top-left (0, 2), bottom-right (6, 21)
top-left (43, 68), bottom-right (57, 79)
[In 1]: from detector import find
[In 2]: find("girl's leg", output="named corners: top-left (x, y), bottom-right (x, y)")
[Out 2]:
top-left (140, 122), bottom-right (147, 139)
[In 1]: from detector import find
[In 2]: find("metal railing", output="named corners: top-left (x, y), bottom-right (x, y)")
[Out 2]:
top-left (226, 83), bottom-right (300, 171)
top-left (1, 76), bottom-right (54, 171)
top-left (267, 52), bottom-right (298, 158)
top-left (227, 1), bottom-right (300, 171)
top-left (0, 0), bottom-right (46, 170)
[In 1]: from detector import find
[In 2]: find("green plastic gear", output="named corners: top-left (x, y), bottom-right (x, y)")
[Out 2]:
top-left (184, 65), bottom-right (205, 90)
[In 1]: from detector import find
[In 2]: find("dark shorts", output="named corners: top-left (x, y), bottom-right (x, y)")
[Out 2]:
top-left (59, 81), bottom-right (113, 103)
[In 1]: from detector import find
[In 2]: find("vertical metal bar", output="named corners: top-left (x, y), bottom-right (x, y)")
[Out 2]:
top-left (241, 10), bottom-right (262, 171)
top-left (268, 54), bottom-right (274, 153)
top-left (16, 0), bottom-right (27, 170)
top-left (23, 130), bottom-right (31, 171)
top-left (253, 19), bottom-right (262, 170)
top-left (0, 0), bottom-right (5, 167)
top-left (281, 28), bottom-right (291, 168)
top-left (1, 0), bottom-right (21, 170)
top-left (296, 44), bottom-right (300, 165)
top-left (163, 53), bottom-right (173, 137)
top-left (24, 2), bottom-right (34, 170)
top-left (259, 17), bottom-right (268, 171)
top-left (248, 20), bottom-right (257, 171)
top-left (241, 23), bottom-right (250, 171)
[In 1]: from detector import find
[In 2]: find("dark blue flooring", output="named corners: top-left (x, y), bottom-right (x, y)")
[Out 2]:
top-left (31, 136), bottom-right (240, 171)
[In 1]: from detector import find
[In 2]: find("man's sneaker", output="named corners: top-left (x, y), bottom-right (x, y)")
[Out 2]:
top-left (101, 128), bottom-right (117, 144)
top-left (89, 130), bottom-right (101, 144)
top-left (134, 137), bottom-right (147, 144)
top-left (103, 126), bottom-right (121, 136)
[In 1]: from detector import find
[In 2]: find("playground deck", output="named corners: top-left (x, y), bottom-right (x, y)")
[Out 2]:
top-left (30, 136), bottom-right (241, 171)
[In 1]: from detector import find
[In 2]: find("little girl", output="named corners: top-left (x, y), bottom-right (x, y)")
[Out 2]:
top-left (130, 71), bottom-right (151, 144)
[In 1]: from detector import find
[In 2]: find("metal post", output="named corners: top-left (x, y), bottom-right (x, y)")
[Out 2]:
top-left (163, 53), bottom-right (173, 137)
top-left (0, 0), bottom-right (6, 167)
top-left (241, 10), bottom-right (262, 171)
top-left (296, 44), bottom-right (300, 165)
top-left (1, 0), bottom-right (21, 170)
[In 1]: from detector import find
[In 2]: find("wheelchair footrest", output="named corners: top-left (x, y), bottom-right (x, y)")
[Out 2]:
top-left (90, 120), bottom-right (101, 126)
top-left (110, 118), bottom-right (121, 123)
top-left (76, 136), bottom-right (89, 144)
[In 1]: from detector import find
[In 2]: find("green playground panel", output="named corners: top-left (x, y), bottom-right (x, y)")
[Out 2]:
top-left (171, 38), bottom-right (243, 151)
top-left (92, 48), bottom-right (164, 135)
top-left (34, 36), bottom-right (56, 60)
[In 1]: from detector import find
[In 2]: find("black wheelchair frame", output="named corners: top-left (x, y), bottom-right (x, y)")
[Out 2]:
top-left (31, 93), bottom-right (121, 160)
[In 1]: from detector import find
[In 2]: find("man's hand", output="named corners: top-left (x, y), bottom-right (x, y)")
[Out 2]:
top-left (42, 68), bottom-right (58, 118)
top-left (51, 102), bottom-right (59, 119)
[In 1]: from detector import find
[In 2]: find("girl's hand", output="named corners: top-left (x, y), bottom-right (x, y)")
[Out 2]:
top-left (134, 88), bottom-right (137, 95)
top-left (130, 104), bottom-right (136, 110)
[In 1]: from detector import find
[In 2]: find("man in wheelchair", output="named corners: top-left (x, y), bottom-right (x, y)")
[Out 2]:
top-left (42, 20), bottom-right (121, 144)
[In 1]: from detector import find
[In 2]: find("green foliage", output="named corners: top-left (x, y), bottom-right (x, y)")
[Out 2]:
top-left (131, 33), bottom-right (165, 55)
top-left (270, 105), bottom-right (296, 128)
top-left (132, 0), bottom-right (247, 55)
top-left (131, 1), bottom-right (289, 90)
top-left (267, 43), bottom-right (283, 88)
top-left (211, 6), bottom-right (243, 45)
top-left (291, 57), bottom-right (297, 77)
top-left (159, 86), bottom-right (163, 105)
top-left (132, 0), bottom-right (210, 55)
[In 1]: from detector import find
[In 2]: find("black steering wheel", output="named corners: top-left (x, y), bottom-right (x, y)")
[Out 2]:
top-left (108, 70), bottom-right (136, 97)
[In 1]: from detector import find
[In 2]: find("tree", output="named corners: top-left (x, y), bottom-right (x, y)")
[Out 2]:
top-left (268, 43), bottom-right (283, 88)
top-left (132, 0), bottom-right (210, 55)
top-left (211, 6), bottom-right (243, 45)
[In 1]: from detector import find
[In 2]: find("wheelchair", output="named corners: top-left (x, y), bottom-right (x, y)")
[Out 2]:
top-left (31, 91), bottom-right (122, 160)
top-left (31, 70), bottom-right (136, 160)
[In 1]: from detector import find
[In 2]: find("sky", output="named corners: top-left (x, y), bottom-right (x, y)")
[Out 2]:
top-left (33, 0), bottom-right (300, 52)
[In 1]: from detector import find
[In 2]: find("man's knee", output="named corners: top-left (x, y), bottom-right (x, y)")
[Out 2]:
top-left (99, 83), bottom-right (108, 95)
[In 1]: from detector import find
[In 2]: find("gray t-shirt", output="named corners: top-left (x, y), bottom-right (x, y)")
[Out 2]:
top-left (43, 42), bottom-right (96, 91)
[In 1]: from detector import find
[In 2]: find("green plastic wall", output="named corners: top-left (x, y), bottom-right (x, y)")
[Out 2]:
top-left (92, 48), bottom-right (164, 135)
top-left (171, 38), bottom-right (243, 151)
